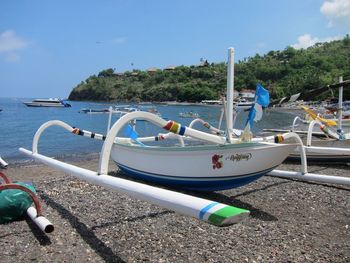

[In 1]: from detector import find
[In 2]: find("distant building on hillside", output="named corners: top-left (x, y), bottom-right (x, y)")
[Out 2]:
top-left (147, 67), bottom-right (158, 74)
top-left (198, 60), bottom-right (209, 67)
top-left (164, 66), bottom-right (176, 71)
top-left (114, 72), bottom-right (124, 76)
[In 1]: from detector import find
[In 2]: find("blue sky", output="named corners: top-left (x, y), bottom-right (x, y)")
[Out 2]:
top-left (1, 0), bottom-right (349, 98)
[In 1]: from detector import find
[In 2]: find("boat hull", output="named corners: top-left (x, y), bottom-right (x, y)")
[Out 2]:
top-left (24, 102), bottom-right (66, 107)
top-left (288, 138), bottom-right (350, 162)
top-left (111, 142), bottom-right (296, 191)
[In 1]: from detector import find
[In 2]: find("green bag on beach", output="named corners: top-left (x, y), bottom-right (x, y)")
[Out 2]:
top-left (0, 182), bottom-right (36, 224)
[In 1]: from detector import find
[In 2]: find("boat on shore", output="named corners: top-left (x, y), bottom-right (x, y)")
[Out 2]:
top-left (23, 98), bottom-right (71, 107)
top-left (263, 85), bottom-right (350, 163)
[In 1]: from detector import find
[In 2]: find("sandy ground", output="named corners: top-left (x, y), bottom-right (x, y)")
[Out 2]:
top-left (0, 158), bottom-right (349, 263)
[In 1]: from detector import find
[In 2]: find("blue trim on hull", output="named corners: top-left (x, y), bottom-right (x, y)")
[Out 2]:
top-left (116, 163), bottom-right (275, 191)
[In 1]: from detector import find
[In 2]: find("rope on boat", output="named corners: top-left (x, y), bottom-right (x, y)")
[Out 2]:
top-left (72, 127), bottom-right (171, 143)
top-left (163, 120), bottom-right (187, 136)
top-left (274, 135), bottom-right (285, 143)
top-left (72, 127), bottom-right (106, 141)
top-left (154, 134), bottom-right (166, 141)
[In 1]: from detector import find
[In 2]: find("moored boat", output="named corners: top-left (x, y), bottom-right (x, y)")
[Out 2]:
top-left (78, 108), bottom-right (110, 114)
top-left (179, 111), bottom-right (200, 118)
top-left (264, 98), bottom-right (350, 163)
top-left (234, 99), bottom-right (254, 110)
top-left (23, 98), bottom-right (71, 107)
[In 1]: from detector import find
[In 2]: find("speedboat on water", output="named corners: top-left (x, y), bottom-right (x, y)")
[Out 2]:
top-left (179, 111), bottom-right (200, 118)
top-left (234, 99), bottom-right (254, 110)
top-left (78, 108), bottom-right (110, 114)
top-left (23, 98), bottom-right (71, 107)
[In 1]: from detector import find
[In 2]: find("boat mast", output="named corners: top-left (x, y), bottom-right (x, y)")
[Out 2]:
top-left (338, 76), bottom-right (343, 130)
top-left (226, 47), bottom-right (235, 143)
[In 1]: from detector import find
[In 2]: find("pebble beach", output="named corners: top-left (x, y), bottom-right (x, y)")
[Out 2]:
top-left (0, 158), bottom-right (349, 263)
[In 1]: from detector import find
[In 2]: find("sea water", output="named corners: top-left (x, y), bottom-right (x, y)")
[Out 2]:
top-left (0, 97), bottom-right (297, 163)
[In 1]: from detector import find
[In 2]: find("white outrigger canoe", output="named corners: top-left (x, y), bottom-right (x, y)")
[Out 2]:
top-left (264, 79), bottom-right (350, 163)
top-left (19, 48), bottom-right (350, 226)
top-left (110, 118), bottom-right (296, 191)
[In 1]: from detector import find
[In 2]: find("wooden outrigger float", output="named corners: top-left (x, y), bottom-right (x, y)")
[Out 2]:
top-left (19, 48), bottom-right (350, 227)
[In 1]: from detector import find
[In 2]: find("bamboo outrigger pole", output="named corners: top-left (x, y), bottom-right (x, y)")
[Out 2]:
top-left (19, 147), bottom-right (249, 226)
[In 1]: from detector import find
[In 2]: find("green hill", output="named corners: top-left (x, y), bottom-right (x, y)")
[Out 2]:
top-left (68, 35), bottom-right (350, 102)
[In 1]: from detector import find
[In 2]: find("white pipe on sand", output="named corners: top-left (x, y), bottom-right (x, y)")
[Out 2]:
top-left (0, 156), bottom-right (8, 168)
top-left (19, 148), bottom-right (249, 226)
top-left (27, 206), bottom-right (54, 233)
top-left (267, 169), bottom-right (350, 186)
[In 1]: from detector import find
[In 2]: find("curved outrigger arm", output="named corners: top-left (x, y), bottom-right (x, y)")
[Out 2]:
top-left (32, 120), bottom-right (74, 154)
top-left (189, 118), bottom-right (225, 135)
top-left (253, 132), bottom-right (308, 174)
top-left (306, 119), bottom-right (350, 146)
top-left (291, 116), bottom-right (309, 131)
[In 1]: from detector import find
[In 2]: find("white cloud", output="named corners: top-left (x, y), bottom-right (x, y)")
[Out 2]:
top-left (0, 30), bottom-right (28, 52)
top-left (0, 30), bottom-right (29, 62)
top-left (292, 33), bottom-right (342, 49)
top-left (320, 0), bottom-right (350, 27)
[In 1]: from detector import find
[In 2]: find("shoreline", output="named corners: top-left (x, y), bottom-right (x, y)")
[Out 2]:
top-left (1, 158), bottom-right (349, 262)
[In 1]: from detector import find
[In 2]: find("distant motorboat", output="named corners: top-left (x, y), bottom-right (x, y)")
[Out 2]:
top-left (179, 111), bottom-right (200, 118)
top-left (112, 106), bottom-right (139, 116)
top-left (23, 98), bottom-right (71, 107)
top-left (201, 100), bottom-right (223, 105)
top-left (234, 99), bottom-right (254, 110)
top-left (79, 108), bottom-right (110, 114)
top-left (114, 105), bottom-right (163, 120)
